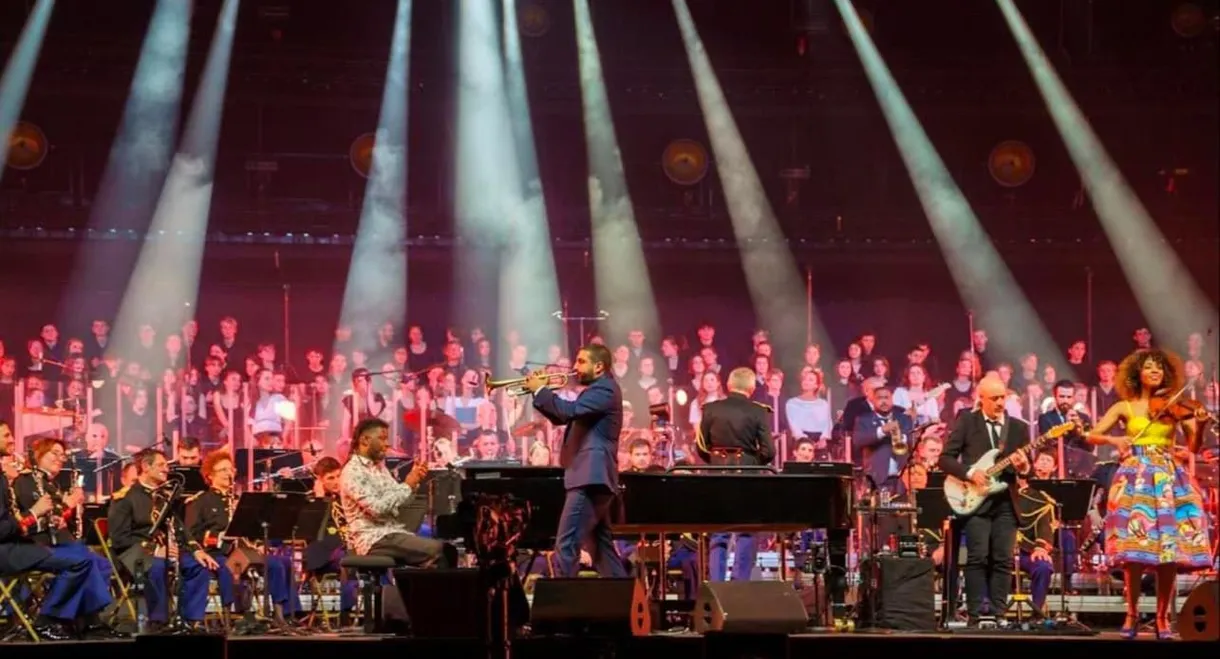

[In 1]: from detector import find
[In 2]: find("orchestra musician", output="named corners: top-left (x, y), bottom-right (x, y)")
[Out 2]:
top-left (524, 344), bottom-right (628, 579)
top-left (1029, 452), bottom-right (1078, 589)
top-left (1085, 348), bottom-right (1211, 639)
top-left (107, 448), bottom-right (218, 630)
top-left (937, 376), bottom-right (1032, 625)
top-left (187, 450), bottom-right (299, 626)
top-left (851, 384), bottom-right (915, 497)
top-left (174, 437), bottom-right (203, 467)
top-left (0, 423), bottom-right (120, 640)
top-left (615, 438), bottom-right (698, 598)
top-left (339, 418), bottom-right (454, 567)
top-left (1037, 379), bottom-right (1092, 475)
top-left (303, 457), bottom-right (358, 624)
top-left (1013, 475), bottom-right (1056, 615)
top-left (696, 367), bottom-right (775, 582)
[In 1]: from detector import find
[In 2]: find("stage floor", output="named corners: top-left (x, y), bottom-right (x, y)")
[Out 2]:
top-left (3, 630), bottom-right (1217, 659)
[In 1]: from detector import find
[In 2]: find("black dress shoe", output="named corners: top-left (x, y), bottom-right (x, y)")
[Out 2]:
top-left (32, 620), bottom-right (76, 641)
top-left (80, 622), bottom-right (129, 639)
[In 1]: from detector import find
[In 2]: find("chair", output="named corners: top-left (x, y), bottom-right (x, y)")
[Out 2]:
top-left (93, 518), bottom-right (138, 626)
top-left (339, 555), bottom-right (397, 634)
top-left (0, 573), bottom-right (42, 642)
top-left (300, 571), bottom-right (343, 631)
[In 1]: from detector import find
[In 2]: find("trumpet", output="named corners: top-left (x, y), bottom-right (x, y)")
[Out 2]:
top-left (888, 418), bottom-right (908, 457)
top-left (486, 370), bottom-right (577, 397)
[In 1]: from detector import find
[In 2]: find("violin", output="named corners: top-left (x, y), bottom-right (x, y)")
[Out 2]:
top-left (1148, 390), bottom-right (1217, 424)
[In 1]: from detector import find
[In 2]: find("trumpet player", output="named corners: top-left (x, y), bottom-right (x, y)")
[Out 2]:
top-left (851, 385), bottom-right (916, 498)
top-left (0, 424), bottom-right (120, 640)
top-left (107, 448), bottom-right (217, 630)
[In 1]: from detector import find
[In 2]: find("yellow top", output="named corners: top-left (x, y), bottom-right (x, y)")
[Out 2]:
top-left (1126, 401), bottom-right (1174, 447)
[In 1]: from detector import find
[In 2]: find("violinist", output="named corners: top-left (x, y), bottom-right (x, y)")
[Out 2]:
top-left (107, 448), bottom-right (217, 631)
top-left (1085, 348), bottom-right (1212, 640)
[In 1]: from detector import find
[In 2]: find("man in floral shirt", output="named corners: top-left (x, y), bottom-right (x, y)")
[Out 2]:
top-left (339, 418), bottom-right (453, 566)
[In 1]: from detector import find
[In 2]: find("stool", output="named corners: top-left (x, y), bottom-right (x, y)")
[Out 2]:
top-left (340, 555), bottom-right (398, 634)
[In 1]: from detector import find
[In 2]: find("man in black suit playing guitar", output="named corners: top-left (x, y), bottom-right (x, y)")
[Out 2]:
top-left (938, 376), bottom-right (1032, 624)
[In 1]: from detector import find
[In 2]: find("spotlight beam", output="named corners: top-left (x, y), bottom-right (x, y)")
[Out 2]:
top-left (110, 0), bottom-right (240, 354)
top-left (0, 0), bottom-right (55, 188)
top-left (57, 0), bottom-right (192, 327)
top-left (673, 0), bottom-right (830, 368)
top-left (997, 0), bottom-right (1218, 343)
top-left (836, 0), bottom-right (1065, 373)
top-left (336, 0), bottom-right (413, 344)
top-left (575, 0), bottom-right (660, 343)
top-left (498, 0), bottom-right (563, 352)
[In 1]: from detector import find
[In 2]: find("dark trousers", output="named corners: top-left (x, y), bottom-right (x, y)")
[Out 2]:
top-left (367, 533), bottom-right (454, 569)
top-left (961, 499), bottom-right (1017, 618)
top-left (554, 486), bottom-right (626, 578)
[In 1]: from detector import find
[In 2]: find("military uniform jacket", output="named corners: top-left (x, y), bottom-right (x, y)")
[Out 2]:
top-left (0, 473), bottom-right (53, 573)
top-left (107, 481), bottom-right (201, 565)
top-left (11, 469), bottom-right (76, 546)
top-left (303, 494), bottom-right (346, 572)
top-left (1015, 484), bottom-right (1056, 554)
top-left (697, 392), bottom-right (776, 465)
top-left (186, 489), bottom-right (233, 552)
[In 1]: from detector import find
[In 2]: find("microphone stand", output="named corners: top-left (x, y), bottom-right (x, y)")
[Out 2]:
top-left (551, 309), bottom-right (609, 347)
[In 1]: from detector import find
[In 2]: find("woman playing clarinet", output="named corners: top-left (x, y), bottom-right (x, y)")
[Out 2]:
top-left (1087, 348), bottom-right (1212, 639)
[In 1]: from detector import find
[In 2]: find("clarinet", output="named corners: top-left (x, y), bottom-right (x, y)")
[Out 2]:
top-left (32, 470), bottom-right (58, 547)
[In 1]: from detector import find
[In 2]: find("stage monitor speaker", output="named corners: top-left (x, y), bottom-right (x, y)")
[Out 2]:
top-left (694, 581), bottom-right (809, 635)
top-left (530, 578), bottom-right (650, 637)
top-left (1178, 579), bottom-right (1219, 641)
top-left (859, 556), bottom-right (935, 631)
top-left (394, 568), bottom-right (527, 639)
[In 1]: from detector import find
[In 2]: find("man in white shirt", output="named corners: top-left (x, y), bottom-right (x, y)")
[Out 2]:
top-left (340, 418), bottom-right (454, 566)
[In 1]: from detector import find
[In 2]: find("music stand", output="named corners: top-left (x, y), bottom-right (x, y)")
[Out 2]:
top-left (171, 466), bottom-right (207, 495)
top-left (915, 488), bottom-right (956, 627)
top-left (1029, 478), bottom-right (1096, 630)
top-left (226, 492), bottom-right (310, 631)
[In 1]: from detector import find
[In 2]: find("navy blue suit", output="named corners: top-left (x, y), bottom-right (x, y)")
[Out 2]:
top-left (851, 406), bottom-right (915, 495)
top-left (532, 375), bottom-right (627, 578)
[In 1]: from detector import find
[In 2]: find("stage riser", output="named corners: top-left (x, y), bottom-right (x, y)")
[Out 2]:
top-left (4, 634), bottom-right (1218, 659)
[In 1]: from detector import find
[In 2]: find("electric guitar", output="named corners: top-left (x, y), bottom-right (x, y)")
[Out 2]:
top-left (942, 421), bottom-right (1074, 516)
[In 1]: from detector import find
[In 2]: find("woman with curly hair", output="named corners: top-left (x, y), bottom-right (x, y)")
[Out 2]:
top-left (1087, 348), bottom-right (1212, 639)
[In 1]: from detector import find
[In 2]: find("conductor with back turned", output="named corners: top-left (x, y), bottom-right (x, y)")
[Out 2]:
top-left (696, 367), bottom-right (775, 582)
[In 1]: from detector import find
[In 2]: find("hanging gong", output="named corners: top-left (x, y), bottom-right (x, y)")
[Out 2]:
top-left (6, 121), bottom-right (49, 171)
top-left (519, 2), bottom-right (551, 38)
top-left (987, 140), bottom-right (1036, 188)
top-left (661, 139), bottom-right (710, 186)
top-left (349, 132), bottom-right (375, 179)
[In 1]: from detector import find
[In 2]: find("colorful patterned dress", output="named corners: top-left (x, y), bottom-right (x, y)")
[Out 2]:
top-left (1104, 403), bottom-right (1211, 569)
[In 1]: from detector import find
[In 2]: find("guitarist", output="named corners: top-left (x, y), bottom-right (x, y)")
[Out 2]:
top-left (938, 376), bottom-right (1032, 625)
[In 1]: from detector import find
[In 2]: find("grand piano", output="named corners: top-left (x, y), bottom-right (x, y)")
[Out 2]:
top-left (434, 463), bottom-right (853, 606)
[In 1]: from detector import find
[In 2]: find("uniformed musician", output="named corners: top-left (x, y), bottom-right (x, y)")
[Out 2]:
top-left (302, 457), bottom-right (358, 622)
top-left (187, 450), bottom-right (299, 625)
top-left (1014, 475), bottom-right (1056, 615)
top-left (696, 367), bottom-right (775, 582)
top-left (12, 438), bottom-right (114, 579)
top-left (107, 448), bottom-right (217, 630)
top-left (0, 423), bottom-right (119, 640)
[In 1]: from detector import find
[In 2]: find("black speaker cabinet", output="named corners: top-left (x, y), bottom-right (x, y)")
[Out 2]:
top-left (859, 556), bottom-right (936, 631)
top-left (694, 581), bottom-right (809, 634)
top-left (530, 578), bottom-right (650, 637)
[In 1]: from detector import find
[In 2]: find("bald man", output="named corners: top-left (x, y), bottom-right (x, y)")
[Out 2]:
top-left (938, 376), bottom-right (1032, 624)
